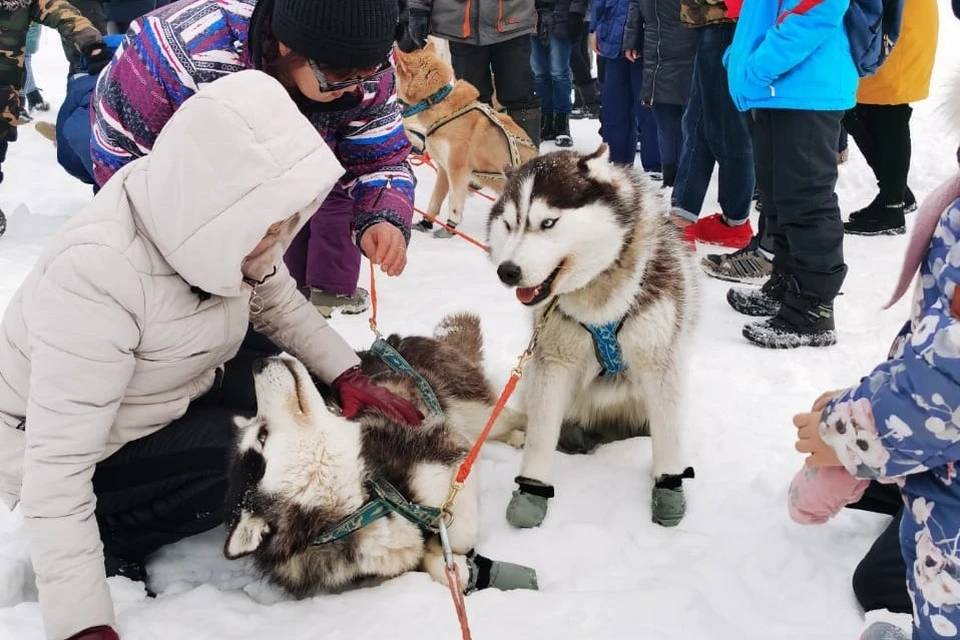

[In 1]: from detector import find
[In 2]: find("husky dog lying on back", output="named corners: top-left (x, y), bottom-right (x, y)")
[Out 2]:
top-left (223, 314), bottom-right (535, 596)
top-left (486, 145), bottom-right (698, 529)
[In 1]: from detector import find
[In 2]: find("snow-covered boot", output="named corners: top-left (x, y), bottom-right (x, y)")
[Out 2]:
top-left (554, 112), bottom-right (573, 148)
top-left (540, 110), bottom-right (556, 142)
top-left (506, 476), bottom-right (553, 528)
top-left (726, 271), bottom-right (786, 317)
top-left (466, 551), bottom-right (538, 592)
top-left (742, 285), bottom-right (836, 349)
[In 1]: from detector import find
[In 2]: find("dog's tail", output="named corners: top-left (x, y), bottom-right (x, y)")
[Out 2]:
top-left (434, 313), bottom-right (484, 366)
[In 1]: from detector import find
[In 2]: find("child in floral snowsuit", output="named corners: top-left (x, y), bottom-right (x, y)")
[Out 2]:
top-left (791, 170), bottom-right (960, 640)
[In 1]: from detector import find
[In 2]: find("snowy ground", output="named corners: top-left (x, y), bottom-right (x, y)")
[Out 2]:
top-left (2, 11), bottom-right (960, 640)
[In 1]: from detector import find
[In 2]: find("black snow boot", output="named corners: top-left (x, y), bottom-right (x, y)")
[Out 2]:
top-left (540, 110), bottom-right (556, 142)
top-left (742, 287), bottom-right (836, 349)
top-left (661, 162), bottom-right (677, 188)
top-left (726, 271), bottom-right (787, 317)
top-left (26, 89), bottom-right (49, 112)
top-left (554, 112), bottom-right (572, 147)
top-left (844, 201), bottom-right (906, 236)
top-left (507, 105), bottom-right (541, 147)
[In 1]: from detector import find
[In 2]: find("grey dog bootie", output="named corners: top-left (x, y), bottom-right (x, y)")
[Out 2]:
top-left (505, 476), bottom-right (554, 528)
top-left (466, 551), bottom-right (538, 593)
top-left (651, 467), bottom-right (695, 527)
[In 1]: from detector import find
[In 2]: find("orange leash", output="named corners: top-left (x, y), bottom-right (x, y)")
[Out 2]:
top-left (414, 207), bottom-right (491, 253)
top-left (409, 151), bottom-right (499, 204)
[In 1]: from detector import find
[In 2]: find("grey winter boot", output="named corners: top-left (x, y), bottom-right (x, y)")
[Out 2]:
top-left (310, 287), bottom-right (370, 318)
top-left (505, 476), bottom-right (553, 528)
top-left (466, 551), bottom-right (538, 593)
top-left (651, 468), bottom-right (694, 527)
top-left (507, 105), bottom-right (541, 147)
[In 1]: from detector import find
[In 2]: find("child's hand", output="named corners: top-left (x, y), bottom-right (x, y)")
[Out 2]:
top-left (794, 411), bottom-right (843, 468)
top-left (811, 389), bottom-right (846, 412)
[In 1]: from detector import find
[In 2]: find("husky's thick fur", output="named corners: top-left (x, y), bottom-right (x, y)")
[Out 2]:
top-left (486, 145), bottom-right (698, 528)
top-left (223, 314), bottom-right (524, 596)
top-left (393, 42), bottom-right (538, 237)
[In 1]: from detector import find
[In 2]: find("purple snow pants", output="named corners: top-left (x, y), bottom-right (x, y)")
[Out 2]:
top-left (284, 184), bottom-right (361, 296)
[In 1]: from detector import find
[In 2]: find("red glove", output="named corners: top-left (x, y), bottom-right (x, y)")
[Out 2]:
top-left (332, 366), bottom-right (424, 426)
top-left (67, 627), bottom-right (120, 640)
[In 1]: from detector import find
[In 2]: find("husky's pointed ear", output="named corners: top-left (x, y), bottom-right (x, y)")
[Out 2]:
top-left (224, 510), bottom-right (272, 559)
top-left (578, 143), bottom-right (614, 184)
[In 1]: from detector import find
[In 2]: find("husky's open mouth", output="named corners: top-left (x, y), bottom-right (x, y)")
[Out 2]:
top-left (516, 260), bottom-right (565, 306)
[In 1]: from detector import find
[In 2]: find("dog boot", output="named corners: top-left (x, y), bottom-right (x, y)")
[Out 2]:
top-left (466, 552), bottom-right (538, 593)
top-left (505, 476), bottom-right (554, 528)
top-left (432, 222), bottom-right (455, 239)
top-left (540, 110), bottom-right (556, 142)
top-left (413, 219), bottom-right (434, 233)
top-left (554, 112), bottom-right (573, 148)
top-left (651, 468), bottom-right (694, 527)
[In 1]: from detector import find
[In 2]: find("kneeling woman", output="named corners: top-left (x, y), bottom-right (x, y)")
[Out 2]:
top-left (0, 71), bottom-right (421, 640)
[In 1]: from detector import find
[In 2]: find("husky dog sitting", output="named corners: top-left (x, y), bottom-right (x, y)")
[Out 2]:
top-left (486, 145), bottom-right (698, 529)
top-left (223, 314), bottom-right (535, 596)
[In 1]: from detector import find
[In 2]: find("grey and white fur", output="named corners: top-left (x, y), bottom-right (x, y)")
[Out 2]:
top-left (223, 314), bottom-right (527, 596)
top-left (486, 144), bottom-right (698, 528)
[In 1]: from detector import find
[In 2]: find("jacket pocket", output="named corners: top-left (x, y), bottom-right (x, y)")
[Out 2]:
top-left (497, 0), bottom-right (536, 34)
top-left (430, 0), bottom-right (471, 40)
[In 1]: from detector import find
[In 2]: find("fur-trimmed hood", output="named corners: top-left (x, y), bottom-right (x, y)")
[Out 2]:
top-left (0, 0), bottom-right (31, 11)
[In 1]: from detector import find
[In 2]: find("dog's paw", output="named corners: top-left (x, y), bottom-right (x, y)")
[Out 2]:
top-left (505, 429), bottom-right (526, 449)
top-left (651, 485), bottom-right (686, 527)
top-left (506, 477), bottom-right (554, 528)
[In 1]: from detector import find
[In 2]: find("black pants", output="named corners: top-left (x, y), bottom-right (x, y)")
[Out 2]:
top-left (60, 0), bottom-right (108, 74)
top-left (751, 109), bottom-right (847, 302)
top-left (448, 37), bottom-right (540, 143)
top-left (92, 327), bottom-right (279, 561)
top-left (570, 31), bottom-right (598, 107)
top-left (847, 481), bottom-right (911, 615)
top-left (843, 104), bottom-right (913, 206)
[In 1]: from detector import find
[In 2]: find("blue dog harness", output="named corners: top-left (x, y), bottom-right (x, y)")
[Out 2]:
top-left (581, 320), bottom-right (628, 377)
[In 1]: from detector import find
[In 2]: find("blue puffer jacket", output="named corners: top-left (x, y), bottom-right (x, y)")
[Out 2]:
top-left (723, 0), bottom-right (857, 112)
top-left (591, 0), bottom-right (631, 59)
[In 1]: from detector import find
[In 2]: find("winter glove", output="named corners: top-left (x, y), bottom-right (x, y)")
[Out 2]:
top-left (332, 366), bottom-right (424, 426)
top-left (67, 627), bottom-right (120, 640)
top-left (567, 12), bottom-right (585, 41)
top-left (82, 41), bottom-right (114, 75)
top-left (407, 9), bottom-right (431, 49)
top-left (1, 85), bottom-right (21, 131)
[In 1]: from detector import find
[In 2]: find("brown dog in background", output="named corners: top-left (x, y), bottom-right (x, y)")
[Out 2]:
top-left (394, 42), bottom-right (537, 238)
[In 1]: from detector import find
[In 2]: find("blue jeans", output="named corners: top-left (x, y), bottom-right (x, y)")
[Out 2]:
top-left (24, 55), bottom-right (37, 95)
top-left (531, 35), bottom-right (573, 114)
top-left (652, 103), bottom-right (684, 168)
top-left (601, 56), bottom-right (660, 168)
top-left (671, 23), bottom-right (754, 222)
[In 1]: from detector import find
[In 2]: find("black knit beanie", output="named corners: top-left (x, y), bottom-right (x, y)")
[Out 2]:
top-left (272, 0), bottom-right (399, 72)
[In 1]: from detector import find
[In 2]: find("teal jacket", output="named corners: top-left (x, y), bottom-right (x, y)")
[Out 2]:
top-left (723, 0), bottom-right (858, 112)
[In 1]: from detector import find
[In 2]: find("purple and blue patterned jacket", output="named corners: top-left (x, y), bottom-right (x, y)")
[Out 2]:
top-left (90, 0), bottom-right (415, 244)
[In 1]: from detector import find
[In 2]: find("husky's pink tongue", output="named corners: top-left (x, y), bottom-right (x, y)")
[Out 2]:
top-left (516, 286), bottom-right (539, 304)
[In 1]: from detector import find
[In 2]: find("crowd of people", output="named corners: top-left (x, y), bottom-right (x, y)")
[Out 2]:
top-left (0, 0), bottom-right (958, 639)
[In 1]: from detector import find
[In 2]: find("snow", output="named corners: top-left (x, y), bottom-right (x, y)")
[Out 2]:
top-left (1, 11), bottom-right (959, 639)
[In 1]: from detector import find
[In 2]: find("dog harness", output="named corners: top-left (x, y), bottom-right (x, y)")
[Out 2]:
top-left (399, 83), bottom-right (536, 181)
top-left (581, 320), bottom-right (628, 377)
top-left (311, 478), bottom-right (442, 546)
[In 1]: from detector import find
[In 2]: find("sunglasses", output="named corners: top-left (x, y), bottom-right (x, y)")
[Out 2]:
top-left (308, 59), bottom-right (393, 93)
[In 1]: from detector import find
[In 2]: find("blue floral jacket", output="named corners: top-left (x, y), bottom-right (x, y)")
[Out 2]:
top-left (821, 197), bottom-right (960, 639)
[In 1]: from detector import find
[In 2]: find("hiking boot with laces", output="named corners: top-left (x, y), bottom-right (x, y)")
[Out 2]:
top-left (742, 288), bottom-right (836, 349)
top-left (701, 245), bottom-right (773, 285)
top-left (727, 272), bottom-right (786, 317)
top-left (310, 287), bottom-right (370, 318)
top-left (689, 213), bottom-right (754, 249)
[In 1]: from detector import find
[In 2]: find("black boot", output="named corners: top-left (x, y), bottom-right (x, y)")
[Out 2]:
top-left (661, 162), bottom-right (677, 188)
top-left (540, 110), bottom-right (556, 142)
top-left (844, 201), bottom-right (905, 236)
top-left (742, 285), bottom-right (836, 349)
top-left (726, 271), bottom-right (787, 317)
top-left (26, 89), bottom-right (49, 112)
top-left (507, 106), bottom-right (541, 147)
top-left (554, 112), bottom-right (572, 147)
top-left (904, 186), bottom-right (917, 213)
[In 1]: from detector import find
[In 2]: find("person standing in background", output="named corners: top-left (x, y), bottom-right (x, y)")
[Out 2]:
top-left (406, 0), bottom-right (542, 146)
top-left (842, 0), bottom-right (938, 236)
top-left (570, 6), bottom-right (600, 121)
top-left (531, 0), bottom-right (587, 147)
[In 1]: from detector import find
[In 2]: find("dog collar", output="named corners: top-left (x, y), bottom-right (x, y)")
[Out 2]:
top-left (400, 83), bottom-right (454, 118)
top-left (581, 319), bottom-right (628, 377)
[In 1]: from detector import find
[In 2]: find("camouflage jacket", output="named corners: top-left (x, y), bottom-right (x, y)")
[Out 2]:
top-left (680, 0), bottom-right (733, 28)
top-left (0, 0), bottom-right (101, 88)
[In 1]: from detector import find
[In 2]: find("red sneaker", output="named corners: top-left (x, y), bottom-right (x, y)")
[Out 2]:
top-left (690, 213), bottom-right (753, 249)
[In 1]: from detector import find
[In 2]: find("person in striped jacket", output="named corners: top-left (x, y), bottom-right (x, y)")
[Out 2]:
top-left (90, 0), bottom-right (416, 317)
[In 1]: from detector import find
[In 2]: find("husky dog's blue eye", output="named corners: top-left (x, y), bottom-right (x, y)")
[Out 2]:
top-left (541, 218), bottom-right (557, 230)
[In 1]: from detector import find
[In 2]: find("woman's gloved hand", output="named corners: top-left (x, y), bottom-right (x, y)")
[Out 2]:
top-left (67, 626), bottom-right (120, 640)
top-left (333, 366), bottom-right (424, 426)
top-left (82, 41), bottom-right (114, 74)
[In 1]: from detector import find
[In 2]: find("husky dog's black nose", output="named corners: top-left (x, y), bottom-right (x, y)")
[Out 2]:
top-left (497, 262), bottom-right (522, 286)
top-left (253, 358), bottom-right (267, 374)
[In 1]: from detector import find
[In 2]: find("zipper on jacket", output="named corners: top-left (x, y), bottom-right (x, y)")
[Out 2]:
top-left (373, 176), bottom-right (393, 209)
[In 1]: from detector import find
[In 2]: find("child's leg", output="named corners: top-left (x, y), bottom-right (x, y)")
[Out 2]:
top-left (303, 185), bottom-right (362, 297)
